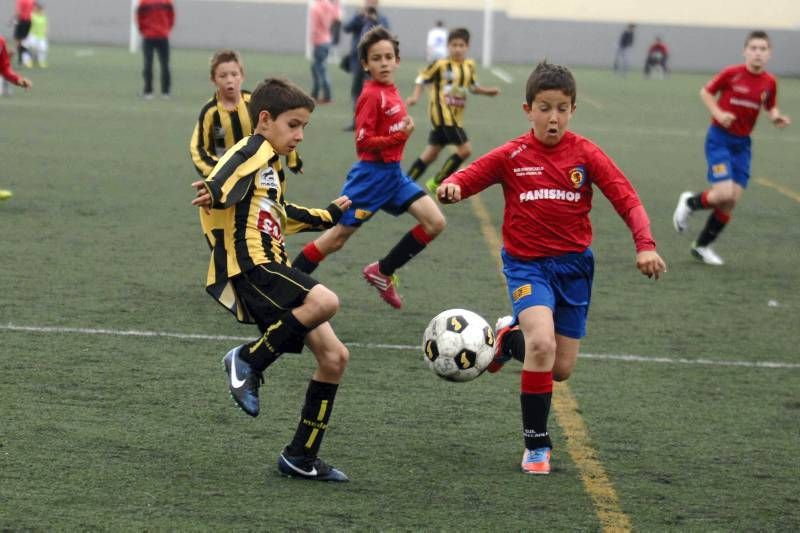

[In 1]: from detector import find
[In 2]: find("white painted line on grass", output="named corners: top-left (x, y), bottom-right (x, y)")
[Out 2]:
top-left (490, 68), bottom-right (513, 84)
top-left (2, 323), bottom-right (798, 369)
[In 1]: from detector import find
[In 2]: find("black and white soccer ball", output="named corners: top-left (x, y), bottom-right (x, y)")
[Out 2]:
top-left (422, 309), bottom-right (495, 382)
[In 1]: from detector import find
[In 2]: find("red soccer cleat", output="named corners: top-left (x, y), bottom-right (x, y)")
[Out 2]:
top-left (487, 315), bottom-right (519, 373)
top-left (362, 262), bottom-right (403, 309)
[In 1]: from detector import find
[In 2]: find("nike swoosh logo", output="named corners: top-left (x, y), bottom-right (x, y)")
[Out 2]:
top-left (281, 455), bottom-right (317, 477)
top-left (229, 352), bottom-right (247, 389)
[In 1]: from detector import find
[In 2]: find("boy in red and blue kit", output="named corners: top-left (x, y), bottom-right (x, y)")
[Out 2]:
top-left (1, 35), bottom-right (32, 201)
top-left (292, 26), bottom-right (446, 309)
top-left (438, 61), bottom-right (666, 475)
top-left (672, 30), bottom-right (790, 266)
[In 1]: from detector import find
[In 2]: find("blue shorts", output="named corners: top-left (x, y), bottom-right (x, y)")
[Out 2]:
top-left (501, 248), bottom-right (594, 339)
top-left (705, 125), bottom-right (752, 188)
top-left (338, 161), bottom-right (426, 227)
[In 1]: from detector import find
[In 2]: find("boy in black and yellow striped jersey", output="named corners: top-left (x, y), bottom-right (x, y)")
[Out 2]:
top-left (191, 78), bottom-right (353, 482)
top-left (405, 28), bottom-right (499, 193)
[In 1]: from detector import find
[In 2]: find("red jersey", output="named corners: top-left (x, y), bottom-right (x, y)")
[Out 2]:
top-left (444, 130), bottom-right (656, 260)
top-left (16, 0), bottom-right (34, 21)
top-left (354, 79), bottom-right (410, 163)
top-left (0, 36), bottom-right (22, 86)
top-left (136, 0), bottom-right (175, 39)
top-left (705, 64), bottom-right (777, 137)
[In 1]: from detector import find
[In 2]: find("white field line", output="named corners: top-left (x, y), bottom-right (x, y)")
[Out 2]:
top-left (490, 68), bottom-right (513, 84)
top-left (2, 323), bottom-right (798, 370)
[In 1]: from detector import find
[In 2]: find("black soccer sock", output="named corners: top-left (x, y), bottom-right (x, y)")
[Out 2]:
top-left (502, 329), bottom-right (526, 363)
top-left (286, 380), bottom-right (339, 458)
top-left (240, 311), bottom-right (311, 371)
top-left (292, 241), bottom-right (326, 274)
top-left (687, 191), bottom-right (709, 211)
top-left (432, 154), bottom-right (464, 185)
top-left (521, 370), bottom-right (553, 450)
top-left (378, 224), bottom-right (435, 276)
top-left (696, 209), bottom-right (730, 247)
top-left (407, 158), bottom-right (429, 181)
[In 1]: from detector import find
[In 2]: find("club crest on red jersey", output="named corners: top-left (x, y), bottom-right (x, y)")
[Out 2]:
top-left (569, 166), bottom-right (586, 188)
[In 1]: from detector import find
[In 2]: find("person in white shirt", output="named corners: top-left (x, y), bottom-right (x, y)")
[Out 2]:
top-left (426, 20), bottom-right (447, 62)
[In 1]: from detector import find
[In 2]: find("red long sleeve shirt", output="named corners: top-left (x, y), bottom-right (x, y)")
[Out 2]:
top-left (354, 80), bottom-right (410, 163)
top-left (136, 0), bottom-right (175, 39)
top-left (444, 130), bottom-right (656, 260)
top-left (705, 64), bottom-right (777, 137)
top-left (0, 36), bottom-right (22, 86)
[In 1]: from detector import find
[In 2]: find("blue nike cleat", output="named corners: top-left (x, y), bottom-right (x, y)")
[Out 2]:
top-left (222, 345), bottom-right (263, 417)
top-left (277, 451), bottom-right (349, 482)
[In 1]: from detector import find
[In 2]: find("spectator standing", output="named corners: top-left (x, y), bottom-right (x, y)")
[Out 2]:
top-left (13, 0), bottom-right (34, 66)
top-left (613, 23), bottom-right (635, 76)
top-left (341, 0), bottom-right (388, 130)
top-left (309, 0), bottom-right (340, 104)
top-left (136, 0), bottom-right (174, 99)
top-left (644, 36), bottom-right (669, 79)
top-left (426, 20), bottom-right (447, 62)
top-left (22, 2), bottom-right (48, 68)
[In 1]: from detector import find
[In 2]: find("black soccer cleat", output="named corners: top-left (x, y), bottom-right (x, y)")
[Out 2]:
top-left (222, 345), bottom-right (264, 417)
top-left (277, 451), bottom-right (349, 482)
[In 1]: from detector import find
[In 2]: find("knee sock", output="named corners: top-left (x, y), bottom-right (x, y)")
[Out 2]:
top-left (431, 154), bottom-right (464, 185)
top-left (687, 190), bottom-right (710, 211)
top-left (520, 370), bottom-right (553, 450)
top-left (378, 224), bottom-right (436, 276)
top-left (240, 311), bottom-right (311, 371)
top-left (286, 380), bottom-right (339, 458)
top-left (292, 241), bottom-right (326, 274)
top-left (407, 158), bottom-right (429, 181)
top-left (696, 209), bottom-right (730, 247)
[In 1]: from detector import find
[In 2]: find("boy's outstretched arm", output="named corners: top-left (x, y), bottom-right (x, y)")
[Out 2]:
top-left (472, 85), bottom-right (500, 97)
top-left (405, 83), bottom-right (424, 106)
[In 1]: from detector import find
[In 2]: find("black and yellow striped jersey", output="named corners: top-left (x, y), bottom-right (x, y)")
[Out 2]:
top-left (416, 58), bottom-right (478, 128)
top-left (189, 90), bottom-right (304, 179)
top-left (201, 134), bottom-right (338, 322)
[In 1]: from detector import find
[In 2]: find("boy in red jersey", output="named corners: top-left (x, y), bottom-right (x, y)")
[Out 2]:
top-left (0, 35), bottom-right (32, 201)
top-left (437, 61), bottom-right (667, 475)
top-left (292, 26), bottom-right (446, 309)
top-left (672, 30), bottom-right (790, 265)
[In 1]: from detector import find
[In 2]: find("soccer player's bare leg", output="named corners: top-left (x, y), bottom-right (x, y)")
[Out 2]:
top-left (363, 195), bottom-right (445, 308)
top-left (553, 334), bottom-right (580, 382)
top-left (518, 306), bottom-right (556, 474)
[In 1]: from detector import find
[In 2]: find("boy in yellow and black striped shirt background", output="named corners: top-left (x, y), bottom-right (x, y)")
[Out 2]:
top-left (191, 78), bottom-right (353, 482)
top-left (405, 28), bottom-right (499, 193)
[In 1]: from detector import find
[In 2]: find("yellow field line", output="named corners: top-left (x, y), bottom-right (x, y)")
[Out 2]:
top-left (468, 194), bottom-right (632, 533)
top-left (755, 177), bottom-right (800, 203)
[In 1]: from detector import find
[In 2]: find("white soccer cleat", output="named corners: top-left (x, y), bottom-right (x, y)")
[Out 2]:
top-left (691, 243), bottom-right (725, 266)
top-left (672, 191), bottom-right (694, 233)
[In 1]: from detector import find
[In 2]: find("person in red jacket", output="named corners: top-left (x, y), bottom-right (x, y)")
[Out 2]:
top-left (1, 35), bottom-right (32, 200)
top-left (13, 0), bottom-right (34, 66)
top-left (136, 0), bottom-right (175, 99)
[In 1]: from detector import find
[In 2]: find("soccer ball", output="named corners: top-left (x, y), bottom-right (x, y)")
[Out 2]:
top-left (422, 309), bottom-right (495, 382)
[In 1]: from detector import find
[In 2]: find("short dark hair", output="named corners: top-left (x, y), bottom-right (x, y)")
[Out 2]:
top-left (525, 61), bottom-right (577, 105)
top-left (358, 26), bottom-right (400, 64)
top-left (448, 28), bottom-right (470, 44)
top-left (248, 78), bottom-right (315, 125)
top-left (209, 49), bottom-right (243, 78)
top-left (745, 30), bottom-right (770, 46)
